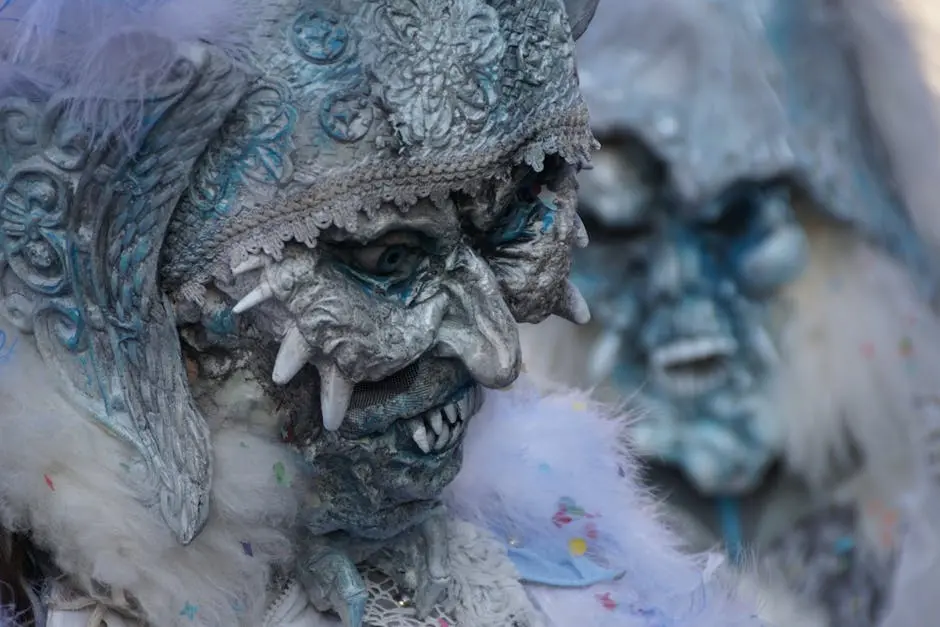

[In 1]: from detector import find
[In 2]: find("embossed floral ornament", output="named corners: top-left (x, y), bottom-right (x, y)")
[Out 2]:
top-left (367, 0), bottom-right (505, 149)
top-left (0, 169), bottom-right (70, 296)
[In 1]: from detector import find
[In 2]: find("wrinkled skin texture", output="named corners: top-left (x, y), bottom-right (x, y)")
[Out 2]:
top-left (571, 139), bottom-right (808, 495)
top-left (179, 159), bottom-right (584, 621)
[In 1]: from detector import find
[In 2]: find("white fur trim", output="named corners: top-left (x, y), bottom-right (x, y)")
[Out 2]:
top-left (0, 339), bottom-right (299, 626)
top-left (776, 216), bottom-right (940, 495)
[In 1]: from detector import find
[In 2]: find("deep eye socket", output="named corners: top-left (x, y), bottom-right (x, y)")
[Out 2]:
top-left (703, 183), bottom-right (768, 238)
top-left (350, 244), bottom-right (422, 276)
top-left (577, 206), bottom-right (654, 244)
top-left (487, 180), bottom-right (553, 246)
top-left (484, 157), bottom-right (573, 248)
top-left (334, 232), bottom-right (428, 281)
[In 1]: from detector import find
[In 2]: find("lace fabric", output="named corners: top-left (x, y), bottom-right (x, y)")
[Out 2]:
top-left (361, 567), bottom-right (456, 627)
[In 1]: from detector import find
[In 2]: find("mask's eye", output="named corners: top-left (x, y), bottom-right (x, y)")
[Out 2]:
top-left (488, 179), bottom-right (556, 247)
top-left (577, 207), bottom-right (654, 244)
top-left (703, 184), bottom-right (763, 238)
top-left (335, 232), bottom-right (427, 282)
top-left (351, 244), bottom-right (420, 276)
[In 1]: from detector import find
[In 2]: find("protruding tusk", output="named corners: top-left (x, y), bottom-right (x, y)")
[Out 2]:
top-left (232, 255), bottom-right (267, 276)
top-left (554, 280), bottom-right (591, 325)
top-left (272, 325), bottom-right (314, 385)
top-left (573, 215), bottom-right (590, 248)
top-left (319, 363), bottom-right (355, 432)
top-left (233, 282), bottom-right (274, 314)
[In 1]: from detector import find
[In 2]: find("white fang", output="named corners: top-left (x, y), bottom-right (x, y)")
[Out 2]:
top-left (411, 423), bottom-right (432, 454)
top-left (272, 325), bottom-right (313, 385)
top-left (232, 255), bottom-right (267, 276)
top-left (233, 282), bottom-right (274, 314)
top-left (320, 364), bottom-right (355, 432)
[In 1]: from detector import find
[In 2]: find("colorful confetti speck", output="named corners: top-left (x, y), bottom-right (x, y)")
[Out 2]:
top-left (569, 537), bottom-right (587, 556)
top-left (860, 342), bottom-right (875, 358)
top-left (241, 541), bottom-right (253, 557)
top-left (900, 337), bottom-right (914, 357)
top-left (273, 461), bottom-right (288, 486)
top-left (596, 592), bottom-right (617, 611)
top-left (43, 474), bottom-right (55, 491)
top-left (833, 536), bottom-right (855, 555)
top-left (585, 521), bottom-right (598, 540)
top-left (180, 603), bottom-right (197, 620)
top-left (438, 619), bottom-right (450, 627)
top-left (572, 400), bottom-right (587, 412)
top-left (537, 462), bottom-right (552, 474)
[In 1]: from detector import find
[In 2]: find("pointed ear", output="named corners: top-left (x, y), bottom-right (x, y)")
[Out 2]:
top-left (564, 0), bottom-right (600, 40)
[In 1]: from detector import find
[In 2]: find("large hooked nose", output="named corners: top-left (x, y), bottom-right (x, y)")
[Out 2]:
top-left (646, 232), bottom-right (703, 301)
top-left (435, 246), bottom-right (522, 389)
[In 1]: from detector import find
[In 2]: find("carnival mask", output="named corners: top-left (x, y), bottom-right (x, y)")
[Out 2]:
top-left (570, 139), bottom-right (808, 494)
top-left (549, 0), bottom-right (935, 498)
top-left (0, 0), bottom-right (598, 621)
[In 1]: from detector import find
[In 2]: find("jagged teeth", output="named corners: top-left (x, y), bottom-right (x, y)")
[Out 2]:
top-left (406, 387), bottom-right (482, 454)
top-left (434, 423), bottom-right (451, 451)
top-left (429, 411), bottom-right (444, 435)
top-left (650, 337), bottom-right (737, 369)
top-left (272, 325), bottom-right (313, 385)
top-left (447, 424), bottom-right (461, 447)
top-left (649, 337), bottom-right (738, 397)
top-left (411, 422), bottom-right (432, 454)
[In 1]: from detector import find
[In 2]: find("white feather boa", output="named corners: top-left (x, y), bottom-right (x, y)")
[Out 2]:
top-left (0, 329), bottom-right (774, 626)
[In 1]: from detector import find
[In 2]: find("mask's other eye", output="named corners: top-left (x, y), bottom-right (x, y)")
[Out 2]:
top-left (487, 176), bottom-right (556, 247)
top-left (701, 183), bottom-right (764, 238)
top-left (333, 231), bottom-right (427, 285)
top-left (577, 206), bottom-right (654, 244)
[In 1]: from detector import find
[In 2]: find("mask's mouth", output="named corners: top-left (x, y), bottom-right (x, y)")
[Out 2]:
top-left (649, 337), bottom-right (737, 397)
top-left (397, 384), bottom-right (484, 455)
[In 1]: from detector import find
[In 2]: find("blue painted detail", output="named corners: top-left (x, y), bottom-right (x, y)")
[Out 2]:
top-left (717, 497), bottom-right (744, 563)
top-left (291, 10), bottom-right (349, 64)
top-left (0, 328), bottom-right (16, 364)
top-left (207, 308), bottom-right (236, 336)
top-left (319, 89), bottom-right (374, 143)
top-left (833, 535), bottom-right (855, 555)
top-left (191, 85), bottom-right (298, 220)
top-left (490, 179), bottom-right (559, 246)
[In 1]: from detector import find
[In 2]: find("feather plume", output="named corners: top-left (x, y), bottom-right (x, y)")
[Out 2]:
top-left (0, 0), bottom-right (254, 144)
